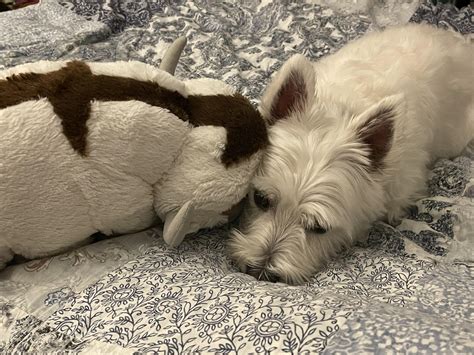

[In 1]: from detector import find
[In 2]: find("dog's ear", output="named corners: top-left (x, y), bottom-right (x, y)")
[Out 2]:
top-left (355, 95), bottom-right (404, 169)
top-left (260, 54), bottom-right (315, 125)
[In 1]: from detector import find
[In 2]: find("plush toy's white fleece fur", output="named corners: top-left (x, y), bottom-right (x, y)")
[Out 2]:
top-left (154, 78), bottom-right (263, 245)
top-left (0, 61), bottom-right (262, 268)
top-left (0, 61), bottom-right (188, 266)
top-left (229, 24), bottom-right (474, 285)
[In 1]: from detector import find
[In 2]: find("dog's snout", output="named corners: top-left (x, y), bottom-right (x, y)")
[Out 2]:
top-left (246, 266), bottom-right (262, 279)
top-left (263, 272), bottom-right (280, 283)
top-left (246, 266), bottom-right (280, 283)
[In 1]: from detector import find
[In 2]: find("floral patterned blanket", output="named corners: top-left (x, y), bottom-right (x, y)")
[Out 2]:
top-left (0, 0), bottom-right (473, 353)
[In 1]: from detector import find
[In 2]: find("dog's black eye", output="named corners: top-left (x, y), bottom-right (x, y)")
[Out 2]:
top-left (308, 225), bottom-right (327, 234)
top-left (254, 189), bottom-right (271, 211)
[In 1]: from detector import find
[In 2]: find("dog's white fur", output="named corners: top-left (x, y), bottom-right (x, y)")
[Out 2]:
top-left (229, 24), bottom-right (474, 285)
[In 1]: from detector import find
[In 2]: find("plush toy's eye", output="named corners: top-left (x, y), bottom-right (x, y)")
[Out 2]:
top-left (253, 189), bottom-right (271, 211)
top-left (307, 224), bottom-right (327, 234)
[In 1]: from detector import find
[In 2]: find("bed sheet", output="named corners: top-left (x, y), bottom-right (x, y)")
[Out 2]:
top-left (0, 0), bottom-right (472, 353)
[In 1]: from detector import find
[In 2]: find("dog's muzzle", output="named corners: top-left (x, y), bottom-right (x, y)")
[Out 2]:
top-left (246, 265), bottom-right (280, 283)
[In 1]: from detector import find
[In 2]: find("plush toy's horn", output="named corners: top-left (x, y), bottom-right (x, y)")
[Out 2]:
top-left (159, 36), bottom-right (187, 75)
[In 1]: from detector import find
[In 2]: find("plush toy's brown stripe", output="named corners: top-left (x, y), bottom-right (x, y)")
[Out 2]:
top-left (188, 94), bottom-right (268, 166)
top-left (0, 61), bottom-right (268, 164)
top-left (0, 61), bottom-right (189, 155)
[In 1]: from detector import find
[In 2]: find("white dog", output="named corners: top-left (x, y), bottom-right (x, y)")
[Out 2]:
top-left (229, 24), bottom-right (474, 285)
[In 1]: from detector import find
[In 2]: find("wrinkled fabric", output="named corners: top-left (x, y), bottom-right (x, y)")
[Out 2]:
top-left (0, 0), bottom-right (110, 69)
top-left (0, 0), bottom-right (473, 353)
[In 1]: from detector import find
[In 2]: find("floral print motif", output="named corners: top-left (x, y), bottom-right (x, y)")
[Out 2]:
top-left (247, 311), bottom-right (291, 348)
top-left (44, 288), bottom-right (74, 307)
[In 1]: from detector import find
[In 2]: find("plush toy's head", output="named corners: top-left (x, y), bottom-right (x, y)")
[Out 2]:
top-left (154, 125), bottom-right (264, 247)
top-left (153, 37), bottom-right (268, 247)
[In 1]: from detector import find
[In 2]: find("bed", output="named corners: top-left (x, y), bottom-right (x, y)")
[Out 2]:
top-left (0, 0), bottom-right (473, 353)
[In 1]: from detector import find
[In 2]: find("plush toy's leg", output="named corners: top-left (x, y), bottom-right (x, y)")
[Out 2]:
top-left (0, 246), bottom-right (14, 270)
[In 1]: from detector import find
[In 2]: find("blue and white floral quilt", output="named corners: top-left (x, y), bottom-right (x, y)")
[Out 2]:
top-left (0, 0), bottom-right (473, 353)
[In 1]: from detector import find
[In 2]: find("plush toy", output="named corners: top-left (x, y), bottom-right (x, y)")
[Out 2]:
top-left (0, 37), bottom-right (268, 268)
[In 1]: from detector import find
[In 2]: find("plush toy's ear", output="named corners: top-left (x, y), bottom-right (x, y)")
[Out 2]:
top-left (163, 201), bottom-right (195, 247)
top-left (260, 54), bottom-right (315, 125)
top-left (355, 95), bottom-right (404, 169)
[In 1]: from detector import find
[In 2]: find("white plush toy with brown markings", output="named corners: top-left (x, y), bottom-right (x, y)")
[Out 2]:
top-left (0, 37), bottom-right (268, 269)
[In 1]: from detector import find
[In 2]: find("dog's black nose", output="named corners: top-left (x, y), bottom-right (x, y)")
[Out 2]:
top-left (246, 266), bottom-right (280, 283)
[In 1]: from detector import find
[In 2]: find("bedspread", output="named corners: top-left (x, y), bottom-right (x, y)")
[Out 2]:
top-left (0, 0), bottom-right (473, 353)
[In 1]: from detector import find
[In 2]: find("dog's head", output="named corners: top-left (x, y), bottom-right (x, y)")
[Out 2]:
top-left (229, 55), bottom-right (403, 284)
